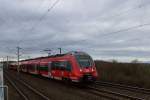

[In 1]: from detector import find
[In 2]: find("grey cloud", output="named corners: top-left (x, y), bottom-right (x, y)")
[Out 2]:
top-left (0, 0), bottom-right (150, 62)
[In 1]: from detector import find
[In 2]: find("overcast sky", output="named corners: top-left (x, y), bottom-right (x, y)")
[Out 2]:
top-left (0, 0), bottom-right (150, 62)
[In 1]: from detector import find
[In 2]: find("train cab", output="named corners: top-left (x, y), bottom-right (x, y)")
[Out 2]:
top-left (67, 51), bottom-right (98, 82)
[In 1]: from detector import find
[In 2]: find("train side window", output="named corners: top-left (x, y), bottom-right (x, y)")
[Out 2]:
top-left (51, 62), bottom-right (56, 70)
top-left (51, 61), bottom-right (72, 71)
top-left (51, 61), bottom-right (65, 70)
top-left (59, 62), bottom-right (66, 70)
top-left (55, 62), bottom-right (60, 70)
top-left (31, 64), bottom-right (33, 70)
top-left (40, 64), bottom-right (48, 71)
top-left (66, 61), bottom-right (72, 71)
top-left (29, 64), bottom-right (35, 71)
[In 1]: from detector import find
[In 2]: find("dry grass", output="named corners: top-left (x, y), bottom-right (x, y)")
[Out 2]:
top-left (95, 60), bottom-right (150, 88)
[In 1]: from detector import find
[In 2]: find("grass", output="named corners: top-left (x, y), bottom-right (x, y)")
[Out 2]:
top-left (95, 60), bottom-right (150, 88)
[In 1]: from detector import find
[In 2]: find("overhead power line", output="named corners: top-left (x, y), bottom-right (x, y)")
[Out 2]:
top-left (100, 23), bottom-right (150, 38)
top-left (99, 1), bottom-right (150, 20)
top-left (30, 0), bottom-right (60, 32)
top-left (40, 0), bottom-right (60, 21)
top-left (96, 0), bottom-right (150, 40)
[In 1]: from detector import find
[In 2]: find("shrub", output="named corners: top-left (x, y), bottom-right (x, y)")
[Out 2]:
top-left (95, 60), bottom-right (150, 88)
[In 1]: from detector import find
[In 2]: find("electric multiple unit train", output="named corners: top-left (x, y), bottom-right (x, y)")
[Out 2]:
top-left (10, 51), bottom-right (98, 82)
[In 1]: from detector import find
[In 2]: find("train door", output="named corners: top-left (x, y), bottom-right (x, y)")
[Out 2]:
top-left (29, 64), bottom-right (37, 74)
top-left (51, 61), bottom-right (63, 80)
top-left (48, 62), bottom-right (52, 78)
top-left (59, 61), bottom-right (66, 79)
top-left (55, 61), bottom-right (62, 79)
top-left (39, 62), bottom-right (49, 77)
top-left (37, 63), bottom-right (40, 74)
top-left (34, 64), bottom-right (38, 74)
top-left (22, 64), bottom-right (26, 72)
top-left (62, 61), bottom-right (72, 79)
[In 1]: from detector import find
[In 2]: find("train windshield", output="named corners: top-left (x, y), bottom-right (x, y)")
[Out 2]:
top-left (76, 54), bottom-right (94, 68)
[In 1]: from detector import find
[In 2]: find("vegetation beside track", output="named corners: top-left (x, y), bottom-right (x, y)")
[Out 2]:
top-left (95, 60), bottom-right (150, 89)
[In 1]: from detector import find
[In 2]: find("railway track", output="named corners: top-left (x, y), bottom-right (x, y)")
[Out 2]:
top-left (88, 81), bottom-right (150, 100)
top-left (7, 70), bottom-right (106, 100)
top-left (96, 81), bottom-right (150, 95)
top-left (4, 70), bottom-right (148, 100)
top-left (70, 82), bottom-right (144, 100)
top-left (86, 85), bottom-right (144, 100)
top-left (4, 71), bottom-right (50, 100)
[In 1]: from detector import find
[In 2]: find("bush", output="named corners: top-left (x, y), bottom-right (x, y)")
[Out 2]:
top-left (95, 60), bottom-right (150, 88)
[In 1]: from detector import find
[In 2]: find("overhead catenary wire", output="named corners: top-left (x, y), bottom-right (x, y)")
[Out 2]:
top-left (2, 0), bottom-right (150, 60)
top-left (98, 0), bottom-right (150, 39)
top-left (95, 0), bottom-right (149, 40)
top-left (30, 0), bottom-right (60, 32)
top-left (0, 0), bottom-right (47, 55)
top-left (20, 0), bottom-right (46, 30)
top-left (98, 1), bottom-right (150, 20)
top-left (100, 23), bottom-right (150, 38)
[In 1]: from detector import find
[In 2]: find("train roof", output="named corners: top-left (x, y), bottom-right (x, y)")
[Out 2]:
top-left (21, 54), bottom-right (66, 62)
top-left (20, 51), bottom-right (89, 62)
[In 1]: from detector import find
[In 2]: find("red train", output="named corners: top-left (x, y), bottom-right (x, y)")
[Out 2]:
top-left (10, 51), bottom-right (98, 82)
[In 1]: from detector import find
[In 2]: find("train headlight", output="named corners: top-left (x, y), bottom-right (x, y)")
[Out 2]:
top-left (92, 68), bottom-right (95, 72)
top-left (80, 69), bottom-right (83, 72)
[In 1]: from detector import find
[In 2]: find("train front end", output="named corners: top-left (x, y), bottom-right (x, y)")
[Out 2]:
top-left (70, 51), bottom-right (98, 82)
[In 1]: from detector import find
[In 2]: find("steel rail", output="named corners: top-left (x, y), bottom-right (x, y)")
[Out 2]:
top-left (71, 83), bottom-right (118, 99)
top-left (87, 86), bottom-right (144, 100)
top-left (4, 74), bottom-right (29, 100)
top-left (4, 71), bottom-right (50, 100)
top-left (96, 81), bottom-right (150, 94)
